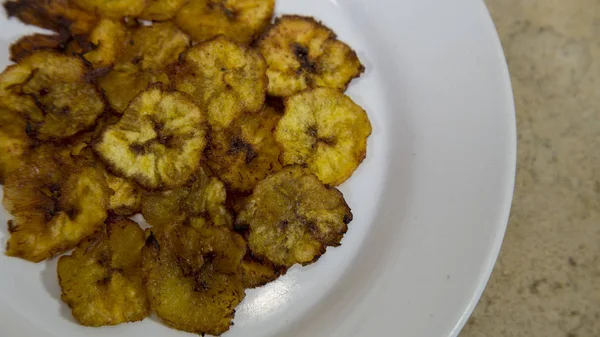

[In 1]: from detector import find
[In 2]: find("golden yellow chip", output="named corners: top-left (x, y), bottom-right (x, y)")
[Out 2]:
top-left (57, 220), bottom-right (149, 326)
top-left (79, 18), bottom-right (129, 69)
top-left (275, 88), bottom-right (372, 186)
top-left (72, 0), bottom-right (148, 18)
top-left (98, 64), bottom-right (170, 114)
top-left (0, 51), bottom-right (105, 141)
top-left (139, 0), bottom-right (187, 21)
top-left (3, 150), bottom-right (111, 262)
top-left (142, 224), bottom-right (246, 335)
top-left (207, 105), bottom-right (282, 192)
top-left (174, 36), bottom-right (267, 129)
top-left (95, 86), bottom-right (208, 190)
top-left (121, 21), bottom-right (190, 71)
top-left (175, 0), bottom-right (274, 44)
top-left (97, 22), bottom-right (187, 113)
top-left (4, 0), bottom-right (98, 35)
top-left (142, 167), bottom-right (232, 228)
top-left (236, 166), bottom-right (352, 267)
top-left (258, 15), bottom-right (364, 97)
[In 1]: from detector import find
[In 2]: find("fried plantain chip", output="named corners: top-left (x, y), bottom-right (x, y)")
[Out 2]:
top-left (236, 166), bottom-right (352, 267)
top-left (0, 51), bottom-right (105, 141)
top-left (258, 15), bottom-right (364, 97)
top-left (97, 22), bottom-right (187, 113)
top-left (121, 21), bottom-right (190, 72)
top-left (72, 0), bottom-right (148, 18)
top-left (98, 64), bottom-right (170, 113)
top-left (3, 149), bottom-right (111, 262)
top-left (75, 18), bottom-right (129, 69)
top-left (240, 256), bottom-right (280, 289)
top-left (142, 167), bottom-right (232, 228)
top-left (10, 33), bottom-right (69, 63)
top-left (57, 219), bottom-right (149, 326)
top-left (207, 105), bottom-right (282, 192)
top-left (4, 0), bottom-right (98, 35)
top-left (105, 171), bottom-right (142, 216)
top-left (174, 36), bottom-right (267, 129)
top-left (275, 88), bottom-right (372, 186)
top-left (142, 224), bottom-right (246, 335)
top-left (0, 108), bottom-right (34, 183)
top-left (139, 0), bottom-right (187, 21)
top-left (95, 86), bottom-right (208, 190)
top-left (175, 0), bottom-right (274, 44)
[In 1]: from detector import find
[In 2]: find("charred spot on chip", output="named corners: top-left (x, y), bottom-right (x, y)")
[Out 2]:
top-left (206, 1), bottom-right (237, 20)
top-left (228, 136), bottom-right (258, 164)
top-left (291, 43), bottom-right (317, 73)
top-left (7, 220), bottom-right (17, 233)
top-left (145, 232), bottom-right (160, 251)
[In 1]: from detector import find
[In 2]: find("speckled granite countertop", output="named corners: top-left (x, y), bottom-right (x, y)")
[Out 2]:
top-left (460, 0), bottom-right (600, 336)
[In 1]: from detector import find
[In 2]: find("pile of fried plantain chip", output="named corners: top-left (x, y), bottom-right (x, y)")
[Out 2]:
top-left (0, 0), bottom-right (372, 335)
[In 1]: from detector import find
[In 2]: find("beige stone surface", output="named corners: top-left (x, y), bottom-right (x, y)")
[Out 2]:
top-left (460, 0), bottom-right (600, 336)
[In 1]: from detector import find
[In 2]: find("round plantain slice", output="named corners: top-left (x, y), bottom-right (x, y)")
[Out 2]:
top-left (258, 15), bottom-right (364, 97)
top-left (121, 21), bottom-right (190, 72)
top-left (105, 171), bottom-right (142, 216)
top-left (175, 0), bottom-right (275, 44)
top-left (0, 51), bottom-right (105, 141)
top-left (275, 88), bottom-right (372, 186)
top-left (142, 224), bottom-right (246, 336)
top-left (72, 0), bottom-right (149, 18)
top-left (207, 105), bottom-right (282, 192)
top-left (0, 108), bottom-right (34, 184)
top-left (57, 219), bottom-right (149, 326)
top-left (174, 36), bottom-right (267, 130)
top-left (142, 168), bottom-right (232, 229)
top-left (3, 149), bottom-right (111, 262)
top-left (4, 0), bottom-right (98, 35)
top-left (95, 86), bottom-right (208, 190)
top-left (98, 64), bottom-right (170, 113)
top-left (236, 166), bottom-right (352, 268)
top-left (139, 0), bottom-right (188, 21)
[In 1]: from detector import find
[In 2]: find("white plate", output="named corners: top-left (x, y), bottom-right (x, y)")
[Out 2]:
top-left (0, 0), bottom-right (516, 336)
